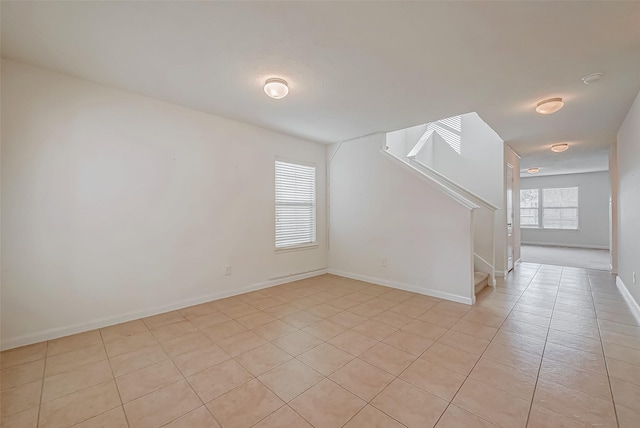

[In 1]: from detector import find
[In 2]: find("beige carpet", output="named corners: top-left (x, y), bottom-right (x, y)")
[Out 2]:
top-left (520, 244), bottom-right (611, 271)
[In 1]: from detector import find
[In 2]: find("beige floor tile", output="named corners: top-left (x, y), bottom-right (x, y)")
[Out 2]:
top-left (437, 330), bottom-right (489, 356)
top-left (0, 380), bottom-right (42, 418)
top-left (0, 406), bottom-right (39, 428)
top-left (302, 319), bottom-right (346, 341)
top-left (371, 379), bottom-right (447, 428)
top-left (469, 357), bottom-right (536, 400)
top-left (187, 311), bottom-right (231, 330)
top-left (383, 330), bottom-right (433, 356)
top-left (100, 320), bottom-right (150, 343)
top-left (372, 310), bottom-right (413, 329)
top-left (452, 319), bottom-right (498, 340)
top-left (328, 297), bottom-right (360, 311)
top-left (279, 311), bottom-right (321, 328)
top-left (603, 341), bottom-right (640, 366)
top-left (187, 359), bottom-right (254, 403)
top-left (526, 405), bottom-right (590, 428)
top-left (435, 404), bottom-right (497, 428)
top-left (163, 406), bottom-right (220, 428)
top-left (172, 343), bottom-right (230, 377)
top-left (1, 359), bottom-right (45, 391)
top-left (418, 310), bottom-right (460, 329)
top-left (236, 311), bottom-right (276, 329)
top-left (124, 380), bottom-right (202, 428)
top-left (272, 331), bottom-right (323, 356)
top-left (500, 319), bottom-right (549, 341)
top-left (610, 378), bottom-right (640, 412)
top-left (533, 378), bottom-right (617, 428)
top-left (328, 330), bottom-right (378, 357)
top-left (47, 331), bottom-right (102, 357)
top-left (307, 303), bottom-right (343, 318)
top-left (216, 330), bottom-right (267, 357)
top-left (201, 320), bottom-right (247, 342)
top-left (1, 343), bottom-right (47, 370)
top-left (421, 342), bottom-right (479, 375)
top-left (222, 304), bottom-right (260, 319)
top-left (253, 405), bottom-right (313, 428)
top-left (606, 357), bottom-right (640, 386)
top-left (298, 343), bottom-right (354, 376)
top-left (327, 311), bottom-right (367, 329)
top-left (72, 407), bottom-right (129, 428)
top-left (108, 344), bottom-right (168, 376)
top-left (142, 311), bottom-right (186, 330)
top-left (401, 319), bottom-right (448, 341)
top-left (160, 331), bottom-right (213, 358)
top-left (462, 310), bottom-right (505, 329)
top-left (45, 343), bottom-right (108, 376)
top-left (252, 320), bottom-right (297, 341)
top-left (481, 341), bottom-right (541, 376)
top-left (616, 404), bottom-right (640, 428)
top-left (330, 358), bottom-right (394, 401)
top-left (352, 319), bottom-right (398, 341)
top-left (290, 379), bottom-right (366, 428)
top-left (207, 379), bottom-right (283, 427)
top-left (360, 342), bottom-right (415, 376)
top-left (235, 343), bottom-right (292, 376)
top-left (39, 380), bottom-right (121, 428)
top-left (543, 342), bottom-right (607, 376)
top-left (343, 405), bottom-right (405, 428)
top-left (115, 359), bottom-right (182, 403)
top-left (539, 357), bottom-right (611, 401)
top-left (178, 301), bottom-right (220, 318)
top-left (258, 358), bottom-right (324, 402)
top-left (452, 378), bottom-right (530, 428)
top-left (103, 331), bottom-right (157, 358)
top-left (151, 321), bottom-right (198, 343)
top-left (42, 359), bottom-right (113, 403)
top-left (490, 329), bottom-right (545, 356)
top-left (388, 302), bottom-right (429, 319)
top-left (399, 358), bottom-right (466, 401)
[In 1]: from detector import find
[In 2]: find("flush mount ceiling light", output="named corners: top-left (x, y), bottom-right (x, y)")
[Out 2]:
top-left (551, 143), bottom-right (569, 153)
top-left (264, 78), bottom-right (289, 99)
top-left (536, 97), bottom-right (564, 114)
top-left (582, 72), bottom-right (603, 85)
top-left (527, 167), bottom-right (540, 174)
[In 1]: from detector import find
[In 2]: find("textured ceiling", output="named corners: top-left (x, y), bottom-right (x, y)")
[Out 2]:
top-left (2, 1), bottom-right (639, 175)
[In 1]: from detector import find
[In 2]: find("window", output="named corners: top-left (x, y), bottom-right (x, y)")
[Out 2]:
top-left (520, 189), bottom-right (540, 228)
top-left (519, 187), bottom-right (579, 230)
top-left (542, 187), bottom-right (579, 229)
top-left (275, 160), bottom-right (316, 249)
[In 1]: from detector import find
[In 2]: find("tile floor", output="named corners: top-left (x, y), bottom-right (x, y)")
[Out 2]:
top-left (2, 263), bottom-right (640, 427)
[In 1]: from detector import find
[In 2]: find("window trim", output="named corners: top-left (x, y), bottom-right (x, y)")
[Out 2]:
top-left (274, 158), bottom-right (318, 252)
top-left (520, 186), bottom-right (580, 231)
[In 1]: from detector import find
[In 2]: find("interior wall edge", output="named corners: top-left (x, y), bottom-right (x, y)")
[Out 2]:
top-left (521, 241), bottom-right (610, 250)
top-left (327, 269), bottom-right (474, 306)
top-left (0, 268), bottom-right (328, 351)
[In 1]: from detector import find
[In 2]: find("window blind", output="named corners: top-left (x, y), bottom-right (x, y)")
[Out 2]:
top-left (275, 161), bottom-right (316, 248)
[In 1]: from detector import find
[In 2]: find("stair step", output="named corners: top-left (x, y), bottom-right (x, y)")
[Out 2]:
top-left (474, 272), bottom-right (489, 294)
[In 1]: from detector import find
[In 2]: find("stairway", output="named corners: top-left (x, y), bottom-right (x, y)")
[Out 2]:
top-left (474, 271), bottom-right (489, 294)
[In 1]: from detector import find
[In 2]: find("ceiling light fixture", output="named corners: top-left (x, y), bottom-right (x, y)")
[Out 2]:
top-left (527, 168), bottom-right (540, 174)
top-left (264, 78), bottom-right (289, 99)
top-left (582, 73), bottom-right (603, 85)
top-left (536, 97), bottom-right (564, 114)
top-left (551, 143), bottom-right (569, 153)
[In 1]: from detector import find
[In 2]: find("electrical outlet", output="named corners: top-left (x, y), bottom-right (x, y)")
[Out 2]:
top-left (633, 272), bottom-right (637, 284)
top-left (225, 265), bottom-right (231, 276)
top-left (381, 258), bottom-right (387, 268)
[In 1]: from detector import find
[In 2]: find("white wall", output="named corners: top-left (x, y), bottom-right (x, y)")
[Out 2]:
top-left (616, 89), bottom-right (640, 305)
top-left (1, 60), bottom-right (327, 349)
top-left (520, 171), bottom-right (610, 249)
top-left (505, 146), bottom-right (521, 264)
top-left (327, 133), bottom-right (474, 304)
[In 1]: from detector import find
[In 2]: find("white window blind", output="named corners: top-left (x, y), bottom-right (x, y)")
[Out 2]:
top-left (275, 161), bottom-right (316, 249)
top-left (542, 187), bottom-right (579, 230)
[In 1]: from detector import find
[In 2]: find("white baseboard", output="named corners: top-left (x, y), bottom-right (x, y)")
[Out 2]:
top-left (522, 241), bottom-right (609, 250)
top-left (616, 276), bottom-right (640, 317)
top-left (327, 269), bottom-right (473, 305)
top-left (494, 270), bottom-right (508, 277)
top-left (1, 268), bottom-right (328, 351)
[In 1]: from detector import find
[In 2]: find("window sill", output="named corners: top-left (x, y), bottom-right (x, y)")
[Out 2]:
top-left (522, 227), bottom-right (580, 231)
top-left (275, 243), bottom-right (319, 253)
